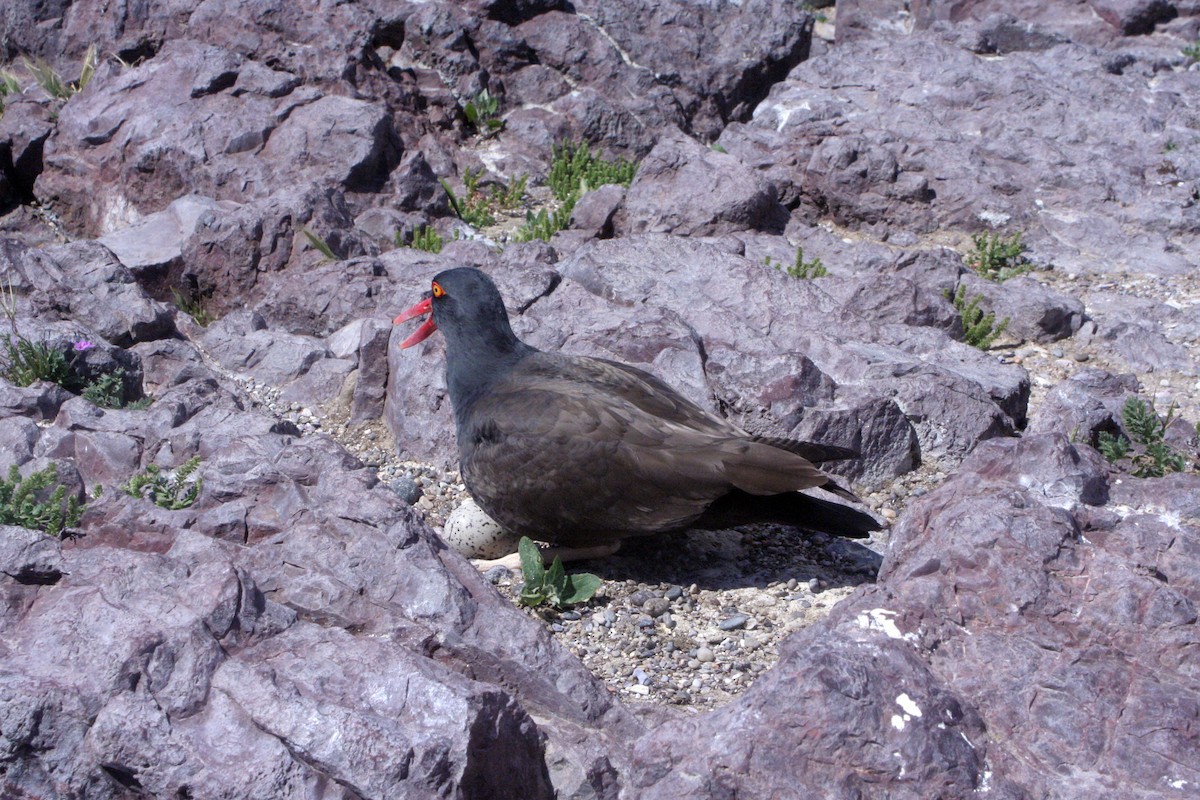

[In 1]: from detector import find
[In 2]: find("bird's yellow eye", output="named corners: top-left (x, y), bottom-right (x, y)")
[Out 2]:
top-left (432, 282), bottom-right (445, 298)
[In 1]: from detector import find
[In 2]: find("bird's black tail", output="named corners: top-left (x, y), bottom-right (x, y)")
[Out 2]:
top-left (692, 489), bottom-right (883, 539)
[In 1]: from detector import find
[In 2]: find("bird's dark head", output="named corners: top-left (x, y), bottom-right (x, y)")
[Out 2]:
top-left (393, 267), bottom-right (530, 364)
top-left (395, 267), bottom-right (533, 422)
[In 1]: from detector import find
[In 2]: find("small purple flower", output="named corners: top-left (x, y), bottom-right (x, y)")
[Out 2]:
top-left (73, 339), bottom-right (94, 351)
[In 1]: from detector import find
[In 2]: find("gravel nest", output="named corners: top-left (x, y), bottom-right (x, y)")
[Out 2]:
top-left (215, 258), bottom-right (1199, 713)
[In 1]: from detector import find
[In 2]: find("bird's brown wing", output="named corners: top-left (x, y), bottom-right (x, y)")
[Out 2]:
top-left (458, 357), bottom-right (830, 545)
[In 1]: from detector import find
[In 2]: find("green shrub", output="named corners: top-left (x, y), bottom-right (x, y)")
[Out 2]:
top-left (965, 232), bottom-right (1030, 282)
top-left (397, 224), bottom-right (445, 253)
top-left (464, 89), bottom-right (502, 133)
top-left (1, 335), bottom-right (72, 388)
top-left (0, 464), bottom-right (85, 537)
top-left (946, 285), bottom-right (1009, 349)
top-left (514, 140), bottom-right (637, 242)
top-left (516, 536), bottom-right (602, 610)
top-left (547, 140), bottom-right (637, 202)
top-left (767, 247), bottom-right (827, 279)
top-left (1099, 397), bottom-right (1190, 478)
top-left (122, 456), bottom-right (203, 509)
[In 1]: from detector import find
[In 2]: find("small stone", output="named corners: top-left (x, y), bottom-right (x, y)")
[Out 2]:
top-left (629, 590), bottom-right (654, 606)
top-left (643, 597), bottom-right (671, 617)
top-left (633, 667), bottom-right (650, 685)
top-left (560, 610), bottom-right (581, 621)
top-left (807, 578), bottom-right (821, 593)
top-left (483, 566), bottom-right (510, 584)
top-left (743, 634), bottom-right (762, 650)
top-left (665, 585), bottom-right (683, 601)
top-left (696, 647), bottom-right (716, 663)
top-left (719, 613), bottom-right (750, 631)
top-left (627, 684), bottom-right (650, 696)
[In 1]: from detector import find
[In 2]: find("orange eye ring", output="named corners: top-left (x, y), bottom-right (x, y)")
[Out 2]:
top-left (431, 282), bottom-right (445, 298)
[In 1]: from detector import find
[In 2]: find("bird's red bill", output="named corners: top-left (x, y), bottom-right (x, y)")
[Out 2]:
top-left (394, 296), bottom-right (437, 348)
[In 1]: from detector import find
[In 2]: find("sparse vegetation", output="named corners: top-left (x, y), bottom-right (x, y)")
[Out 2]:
top-left (514, 140), bottom-right (637, 242)
top-left (0, 463), bottom-right (85, 537)
top-left (946, 285), bottom-right (1009, 349)
top-left (767, 247), bottom-right (827, 279)
top-left (1098, 396), bottom-right (1190, 478)
top-left (546, 140), bottom-right (637, 202)
top-left (301, 227), bottom-right (337, 261)
top-left (122, 456), bottom-right (203, 509)
top-left (516, 536), bottom-right (602, 610)
top-left (441, 169), bottom-right (529, 229)
top-left (441, 168), bottom-right (497, 228)
top-left (513, 206), bottom-right (573, 243)
top-left (965, 232), bottom-right (1030, 282)
top-left (0, 69), bottom-right (21, 117)
top-left (1183, 40), bottom-right (1200, 61)
top-left (1, 334), bottom-right (72, 388)
top-left (22, 44), bottom-right (98, 100)
top-left (171, 287), bottom-right (217, 327)
top-left (398, 224), bottom-right (445, 253)
top-left (464, 88), bottom-right (502, 134)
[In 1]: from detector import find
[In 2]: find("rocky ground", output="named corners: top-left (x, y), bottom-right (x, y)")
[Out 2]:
top-left (2, 0), bottom-right (1199, 798)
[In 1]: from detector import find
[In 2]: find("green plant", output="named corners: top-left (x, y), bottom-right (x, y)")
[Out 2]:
top-left (0, 463), bottom-right (85, 537)
top-left (301, 227), bottom-right (337, 261)
top-left (79, 366), bottom-right (145, 409)
top-left (1, 335), bottom-right (72, 387)
top-left (965, 232), bottom-right (1030, 282)
top-left (441, 168), bottom-right (497, 228)
top-left (516, 536), bottom-right (602, 610)
top-left (1165, 140), bottom-right (1178, 153)
top-left (1, 278), bottom-right (71, 388)
top-left (1099, 397), bottom-right (1190, 478)
top-left (514, 141), bottom-right (637, 242)
top-left (547, 140), bottom-right (637, 202)
top-left (514, 205), bottom-right (573, 243)
top-left (0, 69), bottom-right (21, 117)
top-left (464, 88), bottom-right (503, 133)
top-left (767, 247), bottom-right (827, 279)
top-left (946, 285), bottom-right (1009, 349)
top-left (1183, 40), bottom-right (1200, 61)
top-left (0, 71), bottom-right (20, 96)
top-left (22, 45), bottom-right (97, 101)
top-left (171, 288), bottom-right (216, 327)
top-left (122, 456), bottom-right (203, 509)
top-left (491, 173), bottom-right (528, 210)
top-left (398, 224), bottom-right (445, 253)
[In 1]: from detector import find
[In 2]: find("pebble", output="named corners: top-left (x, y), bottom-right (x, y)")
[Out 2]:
top-left (807, 578), bottom-right (821, 593)
top-left (696, 647), bottom-right (716, 663)
top-left (643, 597), bottom-right (671, 617)
top-left (385, 477), bottom-right (422, 504)
top-left (719, 613), bottom-right (750, 631)
top-left (483, 566), bottom-right (510, 584)
top-left (665, 585), bottom-right (684, 601)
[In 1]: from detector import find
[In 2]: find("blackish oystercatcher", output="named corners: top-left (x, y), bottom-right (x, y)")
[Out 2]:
top-left (395, 267), bottom-right (881, 550)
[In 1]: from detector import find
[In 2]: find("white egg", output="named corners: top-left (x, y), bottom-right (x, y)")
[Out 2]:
top-left (442, 498), bottom-right (521, 559)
